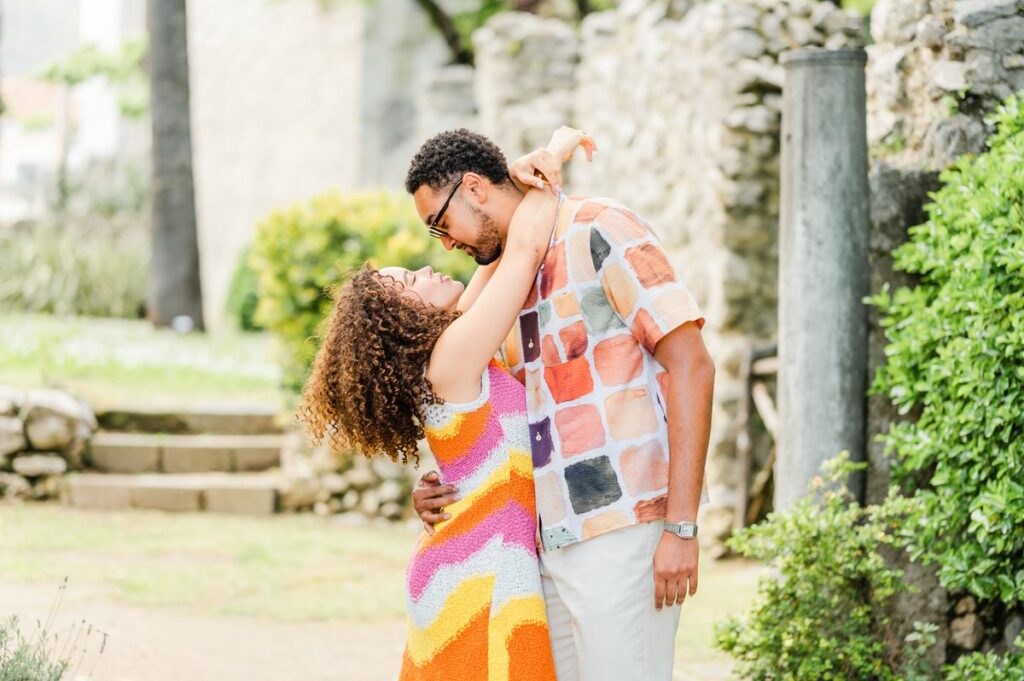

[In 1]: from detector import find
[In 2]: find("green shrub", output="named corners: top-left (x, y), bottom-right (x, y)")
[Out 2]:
top-left (250, 191), bottom-right (476, 390)
top-left (943, 643), bottom-right (1024, 680)
top-left (0, 616), bottom-right (68, 681)
top-left (226, 246), bottom-right (263, 331)
top-left (714, 454), bottom-right (923, 680)
top-left (871, 94), bottom-right (1024, 606)
top-left (0, 219), bottom-right (147, 318)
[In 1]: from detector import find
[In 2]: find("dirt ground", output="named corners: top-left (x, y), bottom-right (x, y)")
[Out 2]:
top-left (1, 579), bottom-right (406, 681)
top-left (2, 577), bottom-right (735, 681)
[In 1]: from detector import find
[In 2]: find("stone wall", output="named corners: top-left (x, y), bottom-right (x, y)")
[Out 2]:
top-left (470, 0), bottom-right (865, 546)
top-left (0, 387), bottom-right (97, 501)
top-left (864, 0), bottom-right (1024, 663)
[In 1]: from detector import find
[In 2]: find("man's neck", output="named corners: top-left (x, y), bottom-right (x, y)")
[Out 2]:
top-left (493, 185), bottom-right (526, 247)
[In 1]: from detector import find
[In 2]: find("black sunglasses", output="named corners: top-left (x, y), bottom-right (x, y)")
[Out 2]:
top-left (428, 177), bottom-right (464, 238)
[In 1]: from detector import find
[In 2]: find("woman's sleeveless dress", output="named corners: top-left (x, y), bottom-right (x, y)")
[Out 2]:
top-left (398, 359), bottom-right (557, 681)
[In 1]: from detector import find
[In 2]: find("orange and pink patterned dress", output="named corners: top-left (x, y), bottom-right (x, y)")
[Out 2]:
top-left (398, 359), bottom-right (557, 681)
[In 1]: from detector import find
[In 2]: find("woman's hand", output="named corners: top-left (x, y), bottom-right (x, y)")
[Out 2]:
top-left (508, 126), bottom-right (597, 194)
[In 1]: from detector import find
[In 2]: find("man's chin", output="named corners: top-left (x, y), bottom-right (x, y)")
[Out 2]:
top-left (474, 247), bottom-right (501, 266)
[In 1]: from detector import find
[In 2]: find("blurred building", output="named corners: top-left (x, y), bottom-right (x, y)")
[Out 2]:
top-left (1, 0), bottom-right (450, 329)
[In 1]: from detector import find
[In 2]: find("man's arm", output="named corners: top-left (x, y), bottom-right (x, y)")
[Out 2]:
top-left (652, 322), bottom-right (714, 610)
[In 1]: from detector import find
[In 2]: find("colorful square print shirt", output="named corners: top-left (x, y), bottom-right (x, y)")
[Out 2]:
top-left (502, 196), bottom-right (708, 552)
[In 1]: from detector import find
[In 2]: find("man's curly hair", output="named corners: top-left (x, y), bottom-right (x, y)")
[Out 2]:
top-left (405, 128), bottom-right (513, 194)
top-left (299, 264), bottom-right (460, 465)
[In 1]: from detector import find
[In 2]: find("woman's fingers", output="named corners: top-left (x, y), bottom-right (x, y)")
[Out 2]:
top-left (580, 134), bottom-right (597, 162)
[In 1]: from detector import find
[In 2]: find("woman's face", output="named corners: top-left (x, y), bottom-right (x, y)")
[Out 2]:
top-left (378, 265), bottom-right (464, 310)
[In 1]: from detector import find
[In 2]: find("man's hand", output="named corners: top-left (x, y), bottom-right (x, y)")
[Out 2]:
top-left (653, 531), bottom-right (699, 611)
top-left (412, 471), bottom-right (460, 535)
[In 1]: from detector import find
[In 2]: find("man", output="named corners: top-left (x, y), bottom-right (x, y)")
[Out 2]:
top-left (407, 128), bottom-right (714, 681)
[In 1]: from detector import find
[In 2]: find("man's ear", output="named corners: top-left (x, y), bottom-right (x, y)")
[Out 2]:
top-left (461, 173), bottom-right (488, 205)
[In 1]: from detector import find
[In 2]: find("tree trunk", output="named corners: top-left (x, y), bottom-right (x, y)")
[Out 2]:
top-left (147, 0), bottom-right (204, 331)
top-left (411, 0), bottom-right (473, 65)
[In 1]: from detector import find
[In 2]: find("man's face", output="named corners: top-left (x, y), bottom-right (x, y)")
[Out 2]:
top-left (413, 179), bottom-right (503, 266)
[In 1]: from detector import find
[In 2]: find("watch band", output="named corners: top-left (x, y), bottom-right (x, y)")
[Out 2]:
top-left (663, 521), bottom-right (698, 540)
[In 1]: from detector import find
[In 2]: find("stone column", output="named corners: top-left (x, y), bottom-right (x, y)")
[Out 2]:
top-left (776, 48), bottom-right (870, 510)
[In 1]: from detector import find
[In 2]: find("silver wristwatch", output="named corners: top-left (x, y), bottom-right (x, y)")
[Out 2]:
top-left (663, 521), bottom-right (698, 540)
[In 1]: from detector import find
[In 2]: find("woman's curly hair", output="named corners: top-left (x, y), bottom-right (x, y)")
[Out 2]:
top-left (299, 263), bottom-right (460, 465)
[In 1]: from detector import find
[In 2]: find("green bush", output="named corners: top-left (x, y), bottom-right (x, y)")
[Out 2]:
top-left (714, 454), bottom-right (923, 680)
top-left (871, 94), bottom-right (1024, 606)
top-left (250, 191), bottom-right (476, 390)
top-left (944, 644), bottom-right (1024, 681)
top-left (0, 615), bottom-right (68, 681)
top-left (0, 219), bottom-right (147, 318)
top-left (226, 246), bottom-right (263, 331)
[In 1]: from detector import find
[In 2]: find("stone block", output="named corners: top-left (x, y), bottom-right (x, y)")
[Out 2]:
top-left (205, 483), bottom-right (278, 515)
top-left (232, 445), bottom-right (281, 472)
top-left (0, 417), bottom-right (25, 457)
top-left (12, 453), bottom-right (67, 477)
top-left (130, 478), bottom-right (203, 512)
top-left (89, 433), bottom-right (161, 473)
top-left (62, 474), bottom-right (133, 510)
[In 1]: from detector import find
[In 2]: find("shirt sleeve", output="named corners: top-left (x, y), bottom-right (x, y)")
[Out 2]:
top-left (588, 205), bottom-right (704, 355)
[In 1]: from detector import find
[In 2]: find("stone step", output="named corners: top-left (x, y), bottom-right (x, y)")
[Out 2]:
top-left (88, 432), bottom-right (283, 474)
top-left (95, 404), bottom-right (285, 435)
top-left (61, 472), bottom-right (285, 515)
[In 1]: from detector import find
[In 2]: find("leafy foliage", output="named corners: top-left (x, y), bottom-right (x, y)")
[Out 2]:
top-left (0, 616), bottom-right (67, 681)
top-left (250, 191), bottom-right (476, 390)
top-left (36, 37), bottom-right (148, 118)
top-left (0, 220), bottom-right (147, 318)
top-left (871, 94), bottom-right (1024, 606)
top-left (226, 246), bottom-right (264, 332)
top-left (943, 642), bottom-right (1024, 680)
top-left (714, 454), bottom-right (924, 680)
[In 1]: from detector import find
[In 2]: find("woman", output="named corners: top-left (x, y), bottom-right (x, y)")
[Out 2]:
top-left (300, 129), bottom-right (595, 680)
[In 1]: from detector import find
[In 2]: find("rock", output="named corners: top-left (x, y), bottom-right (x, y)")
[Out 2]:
top-left (1005, 613), bottom-right (1024, 651)
top-left (736, 58), bottom-right (784, 91)
top-left (725, 105), bottom-right (778, 134)
top-left (0, 417), bottom-right (25, 457)
top-left (950, 17), bottom-right (1024, 53)
top-left (359, 489), bottom-right (381, 516)
top-left (725, 29), bottom-right (767, 59)
top-left (784, 16), bottom-right (823, 47)
top-left (12, 453), bottom-right (67, 478)
top-left (22, 389), bottom-right (96, 451)
top-left (331, 511), bottom-right (369, 527)
top-left (371, 456), bottom-right (406, 480)
top-left (30, 475), bottom-right (61, 501)
top-left (321, 472), bottom-right (349, 495)
top-left (953, 0), bottom-right (1021, 28)
top-left (313, 501), bottom-right (332, 517)
top-left (917, 15), bottom-right (949, 49)
top-left (1004, 53), bottom-right (1024, 69)
top-left (871, 0), bottom-right (930, 44)
top-left (379, 502), bottom-right (403, 521)
top-left (932, 60), bottom-right (969, 92)
top-left (925, 115), bottom-right (987, 169)
top-left (949, 613), bottom-right (984, 650)
top-left (0, 473), bottom-right (31, 500)
top-left (0, 387), bottom-right (23, 417)
top-left (954, 595), bottom-right (977, 615)
top-left (377, 479), bottom-right (404, 504)
top-left (345, 467), bottom-right (377, 491)
top-left (280, 475), bottom-right (319, 510)
top-left (340, 489), bottom-right (359, 512)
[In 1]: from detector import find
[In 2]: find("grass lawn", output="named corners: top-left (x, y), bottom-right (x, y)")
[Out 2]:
top-left (0, 504), bottom-right (763, 669)
top-left (0, 313), bottom-right (285, 408)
